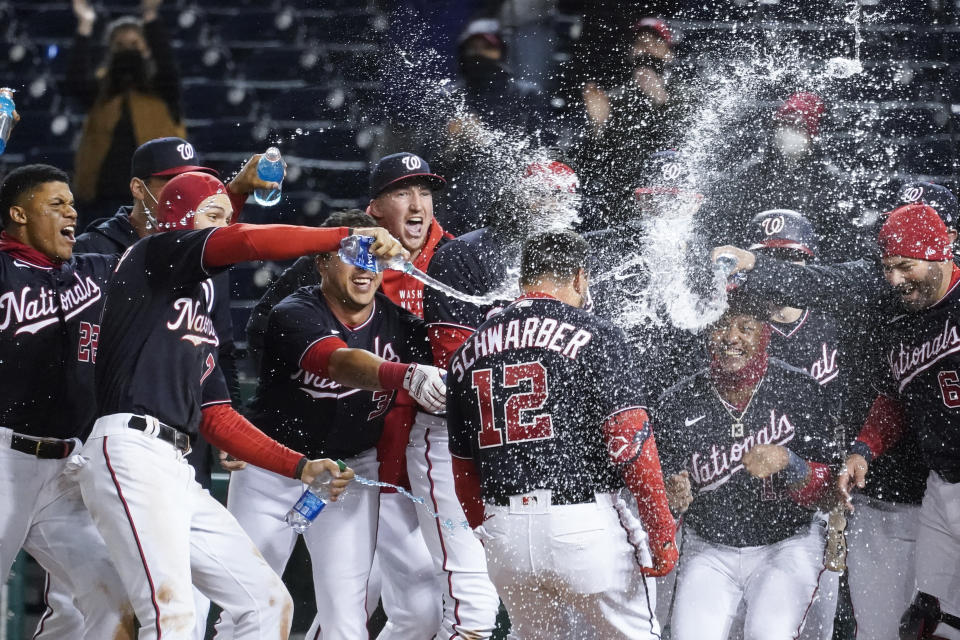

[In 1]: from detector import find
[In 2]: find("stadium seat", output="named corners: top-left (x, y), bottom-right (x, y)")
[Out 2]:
top-left (15, 7), bottom-right (76, 41)
top-left (262, 86), bottom-right (349, 123)
top-left (182, 82), bottom-right (257, 121)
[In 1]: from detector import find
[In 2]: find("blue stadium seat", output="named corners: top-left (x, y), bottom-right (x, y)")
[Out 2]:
top-left (899, 139), bottom-right (956, 175)
top-left (262, 86), bottom-right (349, 122)
top-left (210, 10), bottom-right (290, 44)
top-left (174, 45), bottom-right (233, 80)
top-left (875, 106), bottom-right (946, 138)
top-left (288, 127), bottom-right (363, 161)
top-left (304, 12), bottom-right (380, 44)
top-left (182, 82), bottom-right (257, 121)
top-left (186, 120), bottom-right (260, 154)
top-left (16, 7), bottom-right (76, 40)
top-left (325, 47), bottom-right (378, 83)
top-left (232, 47), bottom-right (310, 82)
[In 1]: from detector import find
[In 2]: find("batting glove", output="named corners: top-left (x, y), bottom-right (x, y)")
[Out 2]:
top-left (641, 539), bottom-right (679, 578)
top-left (403, 364), bottom-right (447, 413)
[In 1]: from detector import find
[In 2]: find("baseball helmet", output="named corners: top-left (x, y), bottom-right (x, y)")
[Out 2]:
top-left (523, 161), bottom-right (579, 193)
top-left (747, 209), bottom-right (817, 258)
top-left (898, 181), bottom-right (958, 230)
top-left (156, 171), bottom-right (230, 231)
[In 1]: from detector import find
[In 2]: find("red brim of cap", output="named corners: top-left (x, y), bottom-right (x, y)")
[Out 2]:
top-left (749, 238), bottom-right (815, 257)
top-left (376, 173), bottom-right (446, 196)
top-left (150, 165), bottom-right (220, 178)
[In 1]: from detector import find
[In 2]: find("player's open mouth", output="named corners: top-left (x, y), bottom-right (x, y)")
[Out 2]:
top-left (723, 347), bottom-right (745, 357)
top-left (352, 275), bottom-right (374, 291)
top-left (61, 226), bottom-right (76, 244)
top-left (404, 217), bottom-right (423, 238)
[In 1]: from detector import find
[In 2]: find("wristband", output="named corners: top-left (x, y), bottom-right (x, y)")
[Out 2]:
top-left (378, 361), bottom-right (410, 390)
top-left (782, 449), bottom-right (811, 485)
top-left (850, 440), bottom-right (874, 463)
top-left (294, 456), bottom-right (309, 480)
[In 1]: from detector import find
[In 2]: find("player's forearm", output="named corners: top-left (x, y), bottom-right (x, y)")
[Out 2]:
top-left (199, 404), bottom-right (304, 478)
top-left (851, 394), bottom-right (906, 461)
top-left (749, 255), bottom-right (884, 314)
top-left (203, 224), bottom-right (349, 268)
top-left (784, 453), bottom-right (832, 507)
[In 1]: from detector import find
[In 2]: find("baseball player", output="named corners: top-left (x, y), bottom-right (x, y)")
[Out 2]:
top-left (36, 136), bottom-right (279, 640)
top-left (839, 204), bottom-right (960, 640)
top-left (70, 171), bottom-right (412, 639)
top-left (243, 152), bottom-right (453, 638)
top-left (418, 160), bottom-right (580, 638)
top-left (741, 208), bottom-right (846, 640)
top-left (655, 292), bottom-right (838, 640)
top-left (446, 229), bottom-right (677, 638)
top-left (0, 164), bottom-right (134, 638)
top-left (214, 208), bottom-right (446, 640)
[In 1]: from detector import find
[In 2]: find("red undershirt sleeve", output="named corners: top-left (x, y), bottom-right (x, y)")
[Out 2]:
top-left (787, 461), bottom-right (832, 506)
top-left (451, 455), bottom-right (485, 529)
top-left (200, 404), bottom-right (305, 478)
top-left (300, 336), bottom-right (349, 379)
top-left (855, 394), bottom-right (906, 460)
top-left (203, 224), bottom-right (349, 268)
top-left (428, 325), bottom-right (473, 369)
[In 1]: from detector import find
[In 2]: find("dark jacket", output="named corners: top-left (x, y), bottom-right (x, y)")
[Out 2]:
top-left (74, 207), bottom-right (139, 255)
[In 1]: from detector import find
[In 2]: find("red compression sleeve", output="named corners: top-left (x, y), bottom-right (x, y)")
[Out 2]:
top-left (452, 456), bottom-right (485, 529)
top-left (788, 462), bottom-right (832, 507)
top-left (428, 324), bottom-right (473, 368)
top-left (377, 361), bottom-right (408, 390)
top-left (603, 409), bottom-right (676, 547)
top-left (300, 336), bottom-right (349, 379)
top-left (203, 224), bottom-right (349, 268)
top-left (856, 394), bottom-right (906, 459)
top-left (200, 404), bottom-right (304, 478)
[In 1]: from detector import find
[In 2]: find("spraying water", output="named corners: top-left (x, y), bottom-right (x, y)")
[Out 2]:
top-left (353, 474), bottom-right (470, 532)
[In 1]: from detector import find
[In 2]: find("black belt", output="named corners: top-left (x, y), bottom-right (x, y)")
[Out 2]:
top-left (9, 434), bottom-right (76, 459)
top-left (490, 490), bottom-right (598, 507)
top-left (127, 416), bottom-right (191, 453)
top-left (937, 469), bottom-right (960, 484)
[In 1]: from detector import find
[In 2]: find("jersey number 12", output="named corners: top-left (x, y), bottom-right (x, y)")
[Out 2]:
top-left (471, 361), bottom-right (554, 449)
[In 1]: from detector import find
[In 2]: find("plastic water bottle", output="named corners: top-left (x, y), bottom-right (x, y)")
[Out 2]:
top-left (338, 234), bottom-right (413, 274)
top-left (0, 88), bottom-right (16, 155)
top-left (285, 459), bottom-right (347, 534)
top-left (714, 252), bottom-right (747, 287)
top-left (254, 146), bottom-right (284, 206)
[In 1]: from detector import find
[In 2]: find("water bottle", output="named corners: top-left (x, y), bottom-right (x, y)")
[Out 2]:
top-left (0, 88), bottom-right (16, 155)
top-left (338, 234), bottom-right (412, 274)
top-left (285, 459), bottom-right (347, 534)
top-left (714, 252), bottom-right (747, 287)
top-left (253, 146), bottom-right (284, 206)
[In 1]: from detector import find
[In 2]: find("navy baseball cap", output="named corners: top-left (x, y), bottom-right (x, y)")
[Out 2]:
top-left (634, 150), bottom-right (701, 199)
top-left (131, 137), bottom-right (219, 180)
top-left (747, 209), bottom-right (817, 257)
top-left (369, 152), bottom-right (446, 199)
top-left (898, 181), bottom-right (958, 230)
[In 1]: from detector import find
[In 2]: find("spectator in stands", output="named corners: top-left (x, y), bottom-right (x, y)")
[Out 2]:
top-left (572, 17), bottom-right (685, 230)
top-left (712, 92), bottom-right (852, 260)
top-left (66, 0), bottom-right (184, 225)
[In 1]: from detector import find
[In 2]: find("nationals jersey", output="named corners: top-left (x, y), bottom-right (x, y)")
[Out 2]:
top-left (0, 249), bottom-right (116, 438)
top-left (447, 294), bottom-right (643, 503)
top-left (248, 289), bottom-right (431, 460)
top-left (95, 229), bottom-right (231, 436)
top-left (381, 219), bottom-right (452, 317)
top-left (655, 359), bottom-right (837, 547)
top-left (878, 267), bottom-right (960, 478)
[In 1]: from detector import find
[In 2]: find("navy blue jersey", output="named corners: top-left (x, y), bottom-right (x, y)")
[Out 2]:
top-left (248, 289), bottom-right (431, 460)
top-left (424, 227), bottom-right (522, 335)
top-left (95, 229), bottom-right (231, 435)
top-left (0, 251), bottom-right (116, 438)
top-left (769, 310), bottom-right (841, 389)
top-left (447, 295), bottom-right (643, 503)
top-left (654, 360), bottom-right (837, 547)
top-left (877, 272), bottom-right (960, 478)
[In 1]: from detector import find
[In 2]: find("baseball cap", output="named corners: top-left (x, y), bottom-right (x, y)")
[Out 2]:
top-left (633, 17), bottom-right (673, 45)
top-left (131, 137), bottom-right (219, 180)
top-left (774, 92), bottom-right (826, 137)
top-left (369, 153), bottom-right (446, 199)
top-left (634, 150), bottom-right (701, 199)
top-left (523, 161), bottom-right (579, 193)
top-left (458, 18), bottom-right (504, 50)
top-left (879, 204), bottom-right (953, 262)
top-left (898, 181), bottom-right (958, 230)
top-left (156, 171), bottom-right (229, 231)
top-left (747, 209), bottom-right (817, 258)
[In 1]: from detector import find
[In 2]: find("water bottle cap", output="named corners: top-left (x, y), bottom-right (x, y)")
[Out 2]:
top-left (264, 146), bottom-right (281, 161)
top-left (335, 459), bottom-right (347, 472)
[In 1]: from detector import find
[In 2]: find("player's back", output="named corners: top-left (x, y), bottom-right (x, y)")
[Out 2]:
top-left (447, 295), bottom-right (638, 503)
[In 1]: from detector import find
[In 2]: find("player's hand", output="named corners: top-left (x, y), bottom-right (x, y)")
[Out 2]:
top-left (403, 364), bottom-right (446, 413)
top-left (665, 471), bottom-right (694, 514)
top-left (218, 449), bottom-right (247, 472)
top-left (353, 227), bottom-right (408, 262)
top-left (641, 539), bottom-right (679, 578)
top-left (72, 0), bottom-right (96, 35)
top-left (226, 153), bottom-right (283, 198)
top-left (583, 82), bottom-right (611, 129)
top-left (743, 444), bottom-right (789, 478)
top-left (711, 246), bottom-right (756, 273)
top-left (300, 458), bottom-right (355, 502)
top-left (838, 454), bottom-right (869, 511)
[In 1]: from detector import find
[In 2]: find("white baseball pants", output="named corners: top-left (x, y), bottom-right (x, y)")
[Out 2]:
top-left (845, 494), bottom-right (919, 640)
top-left (215, 448), bottom-right (380, 640)
top-left (74, 414), bottom-right (292, 640)
top-left (367, 491), bottom-right (444, 639)
top-left (915, 471), bottom-right (960, 639)
top-left (482, 491), bottom-right (660, 639)
top-left (0, 429), bottom-right (134, 639)
top-left (407, 412), bottom-right (501, 640)
top-left (671, 525), bottom-right (824, 640)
